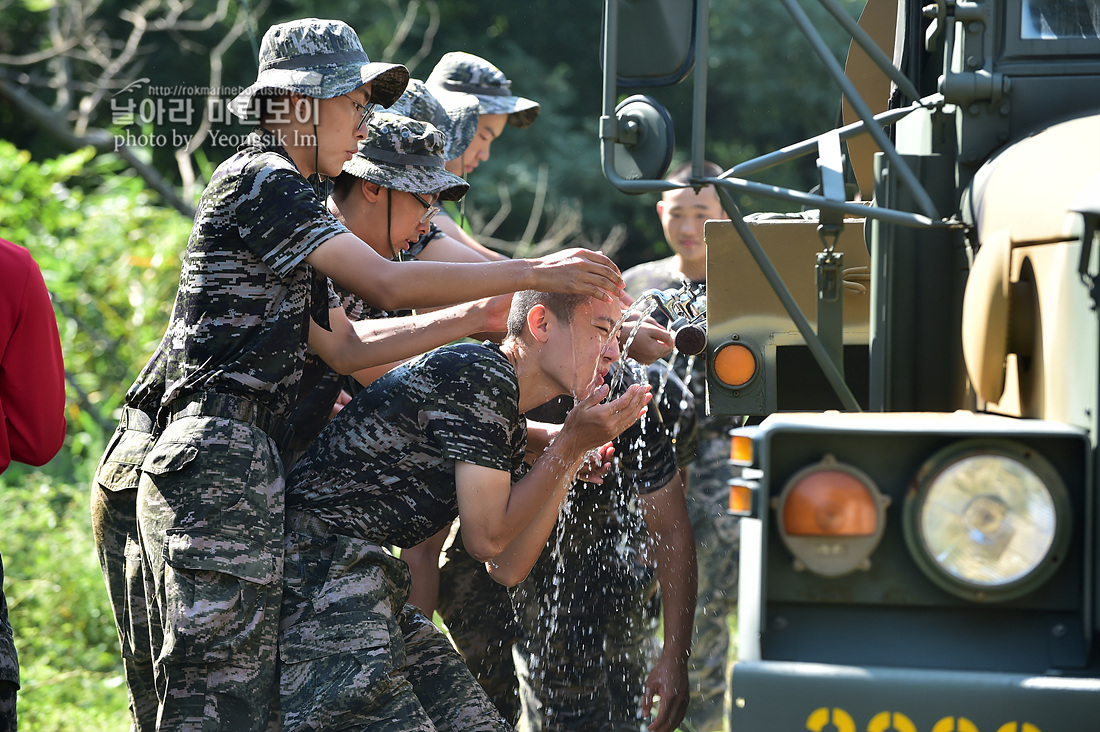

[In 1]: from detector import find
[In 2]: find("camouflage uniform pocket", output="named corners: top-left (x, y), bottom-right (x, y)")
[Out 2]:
top-left (141, 417), bottom-right (282, 535)
top-left (165, 529), bottom-right (278, 585)
top-left (159, 528), bottom-right (279, 667)
top-left (95, 425), bottom-right (158, 492)
top-left (142, 441), bottom-right (200, 477)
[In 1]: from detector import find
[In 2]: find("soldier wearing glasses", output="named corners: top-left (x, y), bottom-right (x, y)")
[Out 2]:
top-left (94, 17), bottom-right (624, 732)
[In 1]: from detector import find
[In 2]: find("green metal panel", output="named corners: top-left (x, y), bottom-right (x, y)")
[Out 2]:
top-left (868, 152), bottom-right (970, 413)
top-left (729, 660), bottom-right (1100, 731)
top-left (751, 413), bottom-right (1091, 671)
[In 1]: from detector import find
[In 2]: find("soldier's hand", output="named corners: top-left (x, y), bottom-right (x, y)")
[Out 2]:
top-left (575, 443), bottom-right (615, 484)
top-left (464, 293), bottom-right (513, 340)
top-left (528, 248), bottom-right (624, 302)
top-left (643, 653), bottom-right (689, 732)
top-left (622, 316), bottom-right (674, 364)
top-left (559, 382), bottom-right (651, 457)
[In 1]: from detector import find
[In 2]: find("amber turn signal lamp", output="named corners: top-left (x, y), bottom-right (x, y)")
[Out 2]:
top-left (774, 455), bottom-right (888, 577)
top-left (730, 434), bottom-right (754, 465)
top-left (782, 468), bottom-right (878, 537)
top-left (713, 342), bottom-right (756, 388)
top-left (728, 480), bottom-right (754, 516)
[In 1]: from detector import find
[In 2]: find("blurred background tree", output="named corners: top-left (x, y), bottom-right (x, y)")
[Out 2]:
top-left (1, 0), bottom-right (865, 271)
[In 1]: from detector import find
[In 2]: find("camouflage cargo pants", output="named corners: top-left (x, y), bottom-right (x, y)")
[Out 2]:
top-left (137, 415), bottom-right (284, 732)
top-left (511, 553), bottom-right (660, 732)
top-left (0, 682), bottom-right (13, 732)
top-left (437, 529), bottom-right (522, 725)
top-left (280, 511), bottom-right (511, 731)
top-left (682, 435), bottom-right (740, 732)
top-left (91, 408), bottom-right (158, 732)
top-left (1, 552), bottom-right (17, 732)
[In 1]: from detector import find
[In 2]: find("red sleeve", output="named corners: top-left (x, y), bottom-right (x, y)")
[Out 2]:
top-left (0, 240), bottom-right (67, 473)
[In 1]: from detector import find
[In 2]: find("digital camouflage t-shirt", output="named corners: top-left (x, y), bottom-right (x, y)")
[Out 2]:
top-left (286, 341), bottom-right (527, 548)
top-left (130, 129), bottom-right (349, 421)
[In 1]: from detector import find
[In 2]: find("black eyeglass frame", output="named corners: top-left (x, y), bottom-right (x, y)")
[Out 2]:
top-left (342, 94), bottom-right (377, 129)
top-left (410, 191), bottom-right (441, 224)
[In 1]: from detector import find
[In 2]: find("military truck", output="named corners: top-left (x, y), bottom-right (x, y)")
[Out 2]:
top-left (600, 0), bottom-right (1100, 729)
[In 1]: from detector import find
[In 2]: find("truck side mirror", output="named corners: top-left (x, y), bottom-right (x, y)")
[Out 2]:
top-left (601, 0), bottom-right (697, 88)
top-left (611, 95), bottom-right (675, 186)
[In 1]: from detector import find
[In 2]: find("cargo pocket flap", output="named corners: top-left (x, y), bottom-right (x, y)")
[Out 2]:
top-left (142, 442), bottom-right (200, 476)
top-left (280, 614), bottom-right (392, 665)
top-left (96, 460), bottom-right (143, 492)
top-left (165, 530), bottom-right (276, 586)
top-left (96, 430), bottom-right (158, 491)
top-left (111, 429), bottom-right (158, 465)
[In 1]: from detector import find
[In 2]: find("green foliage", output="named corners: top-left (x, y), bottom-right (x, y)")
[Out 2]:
top-left (0, 473), bottom-right (130, 730)
top-left (1, 0), bottom-right (867, 272)
top-left (376, 0), bottom-right (868, 269)
top-left (0, 140), bottom-right (189, 484)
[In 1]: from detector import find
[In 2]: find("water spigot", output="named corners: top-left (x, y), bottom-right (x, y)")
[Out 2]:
top-left (638, 285), bottom-right (708, 355)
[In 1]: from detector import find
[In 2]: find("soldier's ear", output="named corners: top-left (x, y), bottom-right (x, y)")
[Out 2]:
top-left (288, 92), bottom-right (312, 120)
top-left (360, 179), bottom-right (383, 202)
top-left (526, 303), bottom-right (553, 344)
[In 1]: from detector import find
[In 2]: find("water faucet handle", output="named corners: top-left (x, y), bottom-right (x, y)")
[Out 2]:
top-left (639, 287), bottom-right (679, 321)
top-left (635, 285), bottom-right (708, 355)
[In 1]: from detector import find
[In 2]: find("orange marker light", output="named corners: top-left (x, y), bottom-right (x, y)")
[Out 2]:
top-left (730, 435), bottom-right (754, 465)
top-left (776, 456), bottom-right (887, 577)
top-left (728, 481), bottom-right (754, 516)
top-left (713, 342), bottom-right (756, 387)
top-left (782, 469), bottom-right (878, 537)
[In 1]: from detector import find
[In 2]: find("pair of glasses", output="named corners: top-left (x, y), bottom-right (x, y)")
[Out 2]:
top-left (410, 192), bottom-right (440, 224)
top-left (342, 94), bottom-right (377, 129)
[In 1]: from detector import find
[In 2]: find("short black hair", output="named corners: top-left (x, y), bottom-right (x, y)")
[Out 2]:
top-left (330, 171), bottom-right (360, 202)
top-left (666, 160), bottom-right (723, 185)
top-left (506, 291), bottom-right (588, 339)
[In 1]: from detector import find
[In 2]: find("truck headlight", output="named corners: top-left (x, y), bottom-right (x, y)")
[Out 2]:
top-left (903, 440), bottom-right (1071, 602)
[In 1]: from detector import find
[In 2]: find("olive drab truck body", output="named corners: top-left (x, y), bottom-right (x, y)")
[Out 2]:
top-left (600, 1), bottom-right (1100, 730)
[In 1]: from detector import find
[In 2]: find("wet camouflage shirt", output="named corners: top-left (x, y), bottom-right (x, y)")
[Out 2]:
top-left (287, 341), bottom-right (527, 547)
top-left (525, 360), bottom-right (696, 546)
top-left (129, 129), bottom-right (349, 420)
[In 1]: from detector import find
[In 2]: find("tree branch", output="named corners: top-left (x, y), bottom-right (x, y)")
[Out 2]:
top-left (174, 0), bottom-right (265, 198)
top-left (0, 72), bottom-right (195, 218)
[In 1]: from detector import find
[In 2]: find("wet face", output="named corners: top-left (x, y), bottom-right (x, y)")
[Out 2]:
top-left (656, 185), bottom-right (725, 270)
top-left (557, 296), bottom-right (623, 400)
top-left (446, 113), bottom-right (507, 175)
top-left (310, 83), bottom-right (373, 178)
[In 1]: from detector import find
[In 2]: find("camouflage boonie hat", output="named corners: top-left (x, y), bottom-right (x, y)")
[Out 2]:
top-left (229, 18), bottom-right (409, 119)
top-left (426, 51), bottom-right (540, 128)
top-left (342, 112), bottom-right (469, 201)
top-left (391, 79), bottom-right (480, 161)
